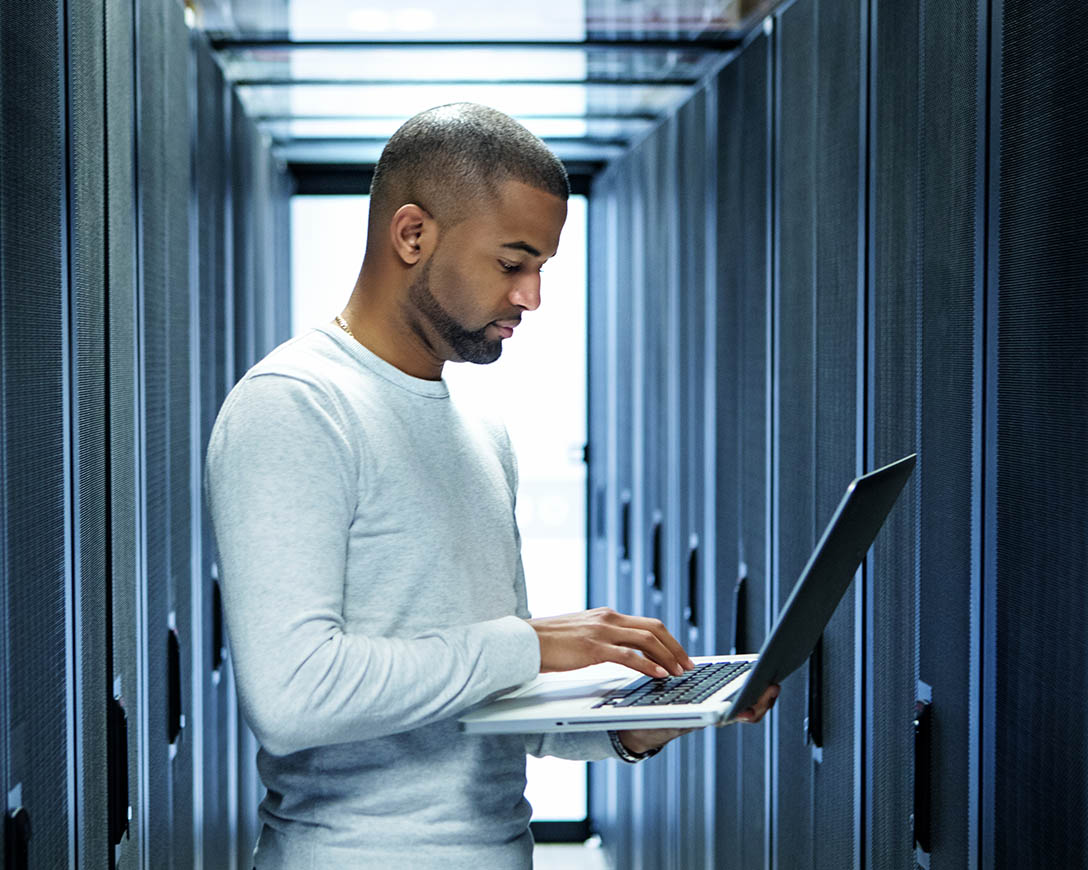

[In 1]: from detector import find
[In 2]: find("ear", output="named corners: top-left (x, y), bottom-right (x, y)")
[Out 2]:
top-left (389, 203), bottom-right (433, 266)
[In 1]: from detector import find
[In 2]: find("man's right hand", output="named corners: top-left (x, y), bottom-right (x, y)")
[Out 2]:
top-left (527, 608), bottom-right (695, 678)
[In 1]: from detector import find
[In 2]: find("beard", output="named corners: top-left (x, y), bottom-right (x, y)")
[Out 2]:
top-left (406, 258), bottom-right (504, 365)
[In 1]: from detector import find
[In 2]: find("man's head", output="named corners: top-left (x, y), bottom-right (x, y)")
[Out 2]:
top-left (353, 104), bottom-right (569, 376)
top-left (368, 102), bottom-right (569, 234)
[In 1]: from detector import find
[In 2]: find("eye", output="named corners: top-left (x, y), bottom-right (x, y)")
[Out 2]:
top-left (499, 260), bottom-right (521, 273)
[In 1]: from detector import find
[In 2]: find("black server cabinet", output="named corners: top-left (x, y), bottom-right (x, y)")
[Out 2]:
top-left (640, 127), bottom-right (672, 870)
top-left (915, 1), bottom-right (986, 867)
top-left (105, 0), bottom-right (144, 865)
top-left (70, 0), bottom-right (112, 864)
top-left (627, 142), bottom-right (652, 870)
top-left (194, 35), bottom-right (238, 870)
top-left (712, 48), bottom-right (745, 870)
top-left (867, 1), bottom-right (986, 867)
top-left (586, 171), bottom-right (616, 858)
top-left (614, 158), bottom-right (638, 870)
top-left (166, 6), bottom-right (196, 867)
top-left (772, 0), bottom-right (865, 867)
top-left (676, 89), bottom-right (713, 870)
top-left (713, 28), bottom-right (774, 870)
top-left (658, 112), bottom-right (687, 870)
top-left (987, 0), bottom-right (1088, 864)
top-left (867, 0), bottom-right (925, 864)
top-left (230, 90), bottom-right (265, 869)
top-left (138, 0), bottom-right (195, 864)
top-left (0, 0), bottom-right (73, 865)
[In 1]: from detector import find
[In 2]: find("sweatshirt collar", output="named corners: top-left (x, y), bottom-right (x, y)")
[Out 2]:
top-left (318, 323), bottom-right (450, 399)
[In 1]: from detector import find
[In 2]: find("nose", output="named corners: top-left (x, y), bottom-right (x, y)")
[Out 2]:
top-left (508, 272), bottom-right (541, 312)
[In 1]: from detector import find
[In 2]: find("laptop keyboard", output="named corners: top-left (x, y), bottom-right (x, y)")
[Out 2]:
top-left (592, 660), bottom-right (754, 709)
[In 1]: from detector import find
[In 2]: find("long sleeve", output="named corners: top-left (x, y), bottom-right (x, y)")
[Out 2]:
top-left (504, 441), bottom-right (623, 763)
top-left (206, 373), bottom-right (540, 757)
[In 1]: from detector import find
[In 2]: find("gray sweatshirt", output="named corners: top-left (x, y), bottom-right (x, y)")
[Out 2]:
top-left (205, 324), bottom-right (618, 869)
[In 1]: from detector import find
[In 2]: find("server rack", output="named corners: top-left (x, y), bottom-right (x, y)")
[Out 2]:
top-left (588, 1), bottom-right (1086, 867)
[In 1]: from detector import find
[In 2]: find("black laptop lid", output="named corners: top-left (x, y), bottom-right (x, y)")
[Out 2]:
top-left (726, 454), bottom-right (916, 717)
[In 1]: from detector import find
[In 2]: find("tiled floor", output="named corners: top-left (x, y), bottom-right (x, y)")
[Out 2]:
top-left (534, 842), bottom-right (611, 870)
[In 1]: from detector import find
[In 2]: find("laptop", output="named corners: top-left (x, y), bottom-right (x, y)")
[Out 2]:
top-left (459, 454), bottom-right (916, 735)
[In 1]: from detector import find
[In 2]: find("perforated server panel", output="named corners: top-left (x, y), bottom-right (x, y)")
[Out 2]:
top-left (867, 0), bottom-right (924, 864)
top-left (713, 28), bottom-right (773, 870)
top-left (69, 0), bottom-right (111, 864)
top-left (773, 0), bottom-right (865, 866)
top-left (675, 89), bottom-right (711, 870)
top-left (916, 1), bottom-right (985, 867)
top-left (194, 34), bottom-right (237, 869)
top-left (713, 45), bottom-right (745, 869)
top-left (165, 4), bottom-right (195, 866)
top-left (586, 166), bottom-right (615, 868)
top-left (105, 0), bottom-right (143, 865)
top-left (136, 0), bottom-right (177, 863)
top-left (0, 0), bottom-right (73, 865)
top-left (990, 0), bottom-right (1088, 864)
top-left (613, 157), bottom-right (638, 870)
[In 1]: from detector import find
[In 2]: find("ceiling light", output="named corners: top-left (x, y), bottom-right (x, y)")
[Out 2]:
top-left (394, 8), bottom-right (437, 32)
top-left (347, 8), bottom-right (392, 32)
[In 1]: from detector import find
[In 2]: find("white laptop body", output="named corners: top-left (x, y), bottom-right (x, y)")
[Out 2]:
top-left (459, 454), bottom-right (916, 736)
top-left (459, 655), bottom-right (757, 734)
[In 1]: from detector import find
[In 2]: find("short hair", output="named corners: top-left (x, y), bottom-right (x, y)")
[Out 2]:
top-left (368, 103), bottom-right (569, 232)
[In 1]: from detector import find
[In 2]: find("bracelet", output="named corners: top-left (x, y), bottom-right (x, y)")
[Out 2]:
top-left (608, 730), bottom-right (661, 764)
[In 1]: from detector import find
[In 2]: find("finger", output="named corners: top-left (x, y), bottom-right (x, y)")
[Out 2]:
top-left (613, 614), bottom-right (695, 670)
top-left (748, 686), bottom-right (780, 718)
top-left (603, 644), bottom-right (673, 679)
top-left (590, 609), bottom-right (694, 669)
top-left (738, 691), bottom-right (779, 723)
top-left (609, 626), bottom-right (687, 676)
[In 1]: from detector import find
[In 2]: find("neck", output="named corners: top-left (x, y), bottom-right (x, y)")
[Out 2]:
top-left (341, 266), bottom-right (445, 380)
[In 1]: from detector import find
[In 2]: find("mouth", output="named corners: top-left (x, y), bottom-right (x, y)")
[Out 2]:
top-left (491, 319), bottom-right (521, 339)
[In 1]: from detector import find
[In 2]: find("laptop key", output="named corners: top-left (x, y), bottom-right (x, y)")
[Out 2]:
top-left (593, 661), bottom-right (754, 709)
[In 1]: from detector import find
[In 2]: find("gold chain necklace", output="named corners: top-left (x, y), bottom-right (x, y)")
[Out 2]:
top-left (334, 314), bottom-right (355, 339)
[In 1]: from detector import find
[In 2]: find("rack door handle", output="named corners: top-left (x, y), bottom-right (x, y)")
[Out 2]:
top-left (647, 517), bottom-right (663, 591)
top-left (108, 695), bottom-right (130, 846)
top-left (620, 495), bottom-right (632, 563)
top-left (684, 537), bottom-right (699, 627)
top-left (913, 698), bottom-right (933, 854)
top-left (168, 628), bottom-right (183, 744)
top-left (212, 579), bottom-right (226, 672)
top-left (731, 570), bottom-right (747, 654)
top-left (5, 805), bottom-right (31, 870)
top-left (805, 636), bottom-right (824, 748)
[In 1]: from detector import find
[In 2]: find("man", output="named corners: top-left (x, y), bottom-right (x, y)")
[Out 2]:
top-left (206, 102), bottom-right (777, 869)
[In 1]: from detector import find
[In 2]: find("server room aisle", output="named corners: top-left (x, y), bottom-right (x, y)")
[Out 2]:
top-left (3, 1), bottom-right (1088, 868)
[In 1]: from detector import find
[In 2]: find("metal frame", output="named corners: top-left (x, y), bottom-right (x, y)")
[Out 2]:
top-left (759, 19), bottom-right (777, 870)
top-left (131, 0), bottom-right (152, 863)
top-left (186, 23), bottom-right (206, 870)
top-left (232, 77), bottom-right (701, 87)
top-left (861, 0), bottom-right (878, 865)
top-left (0, 71), bottom-right (8, 857)
top-left (220, 48), bottom-right (241, 870)
top-left (209, 37), bottom-right (745, 52)
top-left (853, 0), bottom-right (871, 866)
top-left (981, 0), bottom-right (1001, 866)
top-left (700, 71), bottom-right (719, 870)
top-left (969, 2), bottom-right (990, 868)
top-left (59, 0), bottom-right (80, 862)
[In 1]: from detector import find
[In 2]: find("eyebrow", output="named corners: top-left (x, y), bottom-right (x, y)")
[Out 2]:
top-left (501, 241), bottom-right (543, 258)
